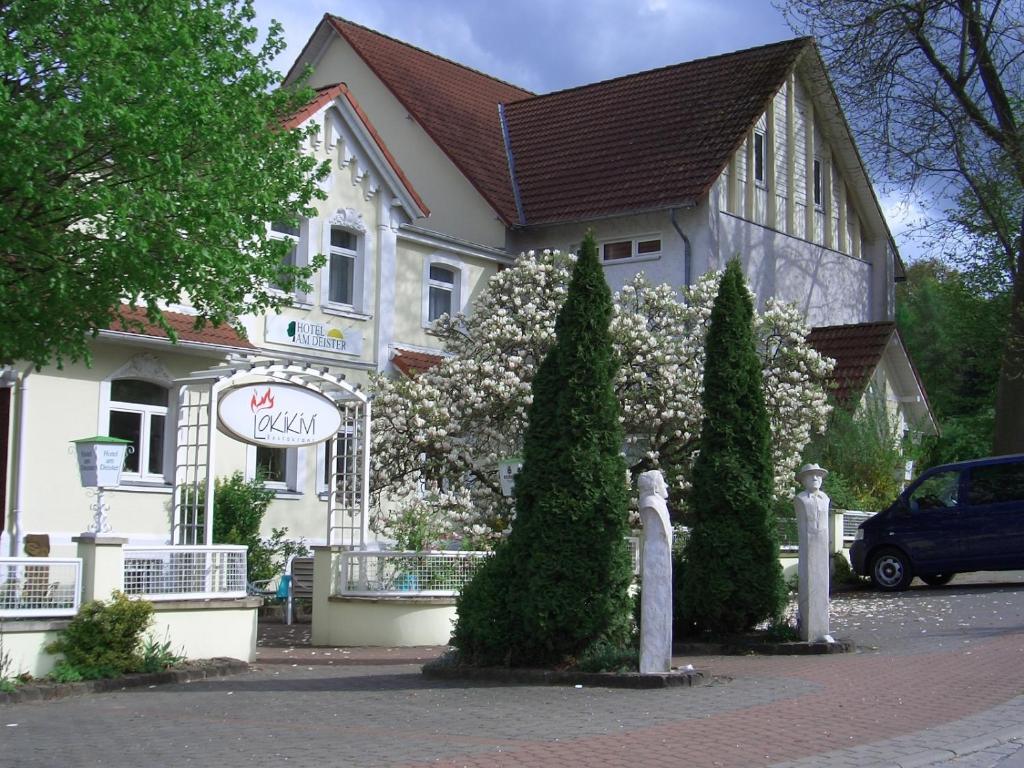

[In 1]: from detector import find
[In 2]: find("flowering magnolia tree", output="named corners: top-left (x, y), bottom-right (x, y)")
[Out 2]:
top-left (370, 249), bottom-right (833, 547)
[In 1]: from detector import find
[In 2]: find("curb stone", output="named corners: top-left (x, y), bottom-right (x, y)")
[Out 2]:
top-left (421, 660), bottom-right (705, 689)
top-left (0, 658), bottom-right (250, 705)
top-left (675, 638), bottom-right (855, 655)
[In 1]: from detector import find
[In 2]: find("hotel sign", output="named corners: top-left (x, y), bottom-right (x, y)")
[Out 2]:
top-left (266, 316), bottom-right (363, 357)
top-left (218, 383), bottom-right (342, 448)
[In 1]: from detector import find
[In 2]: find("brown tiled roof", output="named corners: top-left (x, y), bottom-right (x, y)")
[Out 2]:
top-left (807, 321), bottom-right (895, 403)
top-left (108, 305), bottom-right (255, 351)
top-left (281, 82), bottom-right (429, 217)
top-left (503, 38), bottom-right (812, 224)
top-left (392, 348), bottom-right (444, 377)
top-left (327, 15), bottom-right (533, 226)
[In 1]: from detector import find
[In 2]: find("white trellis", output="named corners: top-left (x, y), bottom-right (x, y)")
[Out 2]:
top-left (172, 359), bottom-right (371, 548)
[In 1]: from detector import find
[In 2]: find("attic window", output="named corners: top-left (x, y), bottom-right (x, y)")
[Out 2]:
top-left (754, 131), bottom-right (765, 184)
top-left (813, 158), bottom-right (823, 208)
top-left (601, 236), bottom-right (662, 262)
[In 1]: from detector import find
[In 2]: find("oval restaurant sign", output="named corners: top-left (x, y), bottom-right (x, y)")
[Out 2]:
top-left (218, 383), bottom-right (342, 448)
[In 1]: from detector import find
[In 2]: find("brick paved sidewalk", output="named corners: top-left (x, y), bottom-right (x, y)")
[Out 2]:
top-left (4, 581), bottom-right (1024, 768)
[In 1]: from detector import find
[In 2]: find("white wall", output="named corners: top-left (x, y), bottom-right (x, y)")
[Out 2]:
top-left (719, 212), bottom-right (872, 326)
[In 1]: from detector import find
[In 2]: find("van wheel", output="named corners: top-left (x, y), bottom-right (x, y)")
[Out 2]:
top-left (920, 573), bottom-right (955, 587)
top-left (870, 548), bottom-right (913, 591)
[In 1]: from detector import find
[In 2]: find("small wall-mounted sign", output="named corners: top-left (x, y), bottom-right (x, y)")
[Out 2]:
top-left (218, 383), bottom-right (342, 448)
top-left (498, 457), bottom-right (523, 497)
top-left (265, 315), bottom-right (363, 357)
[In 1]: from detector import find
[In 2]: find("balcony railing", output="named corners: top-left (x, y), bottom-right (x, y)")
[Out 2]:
top-left (0, 557), bottom-right (82, 618)
top-left (123, 546), bottom-right (247, 601)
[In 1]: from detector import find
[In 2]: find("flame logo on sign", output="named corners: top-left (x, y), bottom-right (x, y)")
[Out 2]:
top-left (250, 388), bottom-right (275, 413)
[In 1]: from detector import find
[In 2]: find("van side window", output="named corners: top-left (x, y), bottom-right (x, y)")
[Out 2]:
top-left (910, 471), bottom-right (960, 511)
top-left (969, 463), bottom-right (1024, 505)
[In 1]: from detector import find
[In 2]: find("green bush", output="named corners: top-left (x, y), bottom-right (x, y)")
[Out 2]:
top-left (212, 472), bottom-right (308, 582)
top-left (140, 632), bottom-right (187, 673)
top-left (454, 232), bottom-right (633, 667)
top-left (801, 399), bottom-right (917, 512)
top-left (46, 592), bottom-right (154, 679)
top-left (681, 260), bottom-right (785, 636)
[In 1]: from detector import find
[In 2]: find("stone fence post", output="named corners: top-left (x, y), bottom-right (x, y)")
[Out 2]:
top-left (72, 533), bottom-right (126, 603)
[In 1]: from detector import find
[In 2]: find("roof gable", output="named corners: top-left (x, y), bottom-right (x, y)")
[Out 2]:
top-left (326, 15), bottom-right (533, 225)
top-left (283, 82), bottom-right (429, 219)
top-left (504, 38), bottom-right (811, 225)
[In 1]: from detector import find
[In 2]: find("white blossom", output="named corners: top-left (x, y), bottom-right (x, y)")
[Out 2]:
top-left (371, 251), bottom-right (833, 546)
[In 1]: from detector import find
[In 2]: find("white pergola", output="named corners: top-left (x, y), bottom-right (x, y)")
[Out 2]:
top-left (172, 359), bottom-right (371, 548)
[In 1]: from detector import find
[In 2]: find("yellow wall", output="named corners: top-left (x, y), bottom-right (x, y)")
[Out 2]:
top-left (310, 38), bottom-right (508, 249)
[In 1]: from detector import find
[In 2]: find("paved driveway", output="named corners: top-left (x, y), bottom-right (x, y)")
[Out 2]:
top-left (4, 572), bottom-right (1024, 768)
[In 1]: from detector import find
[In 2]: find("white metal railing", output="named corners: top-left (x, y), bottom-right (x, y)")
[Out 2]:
top-left (841, 510), bottom-right (874, 542)
top-left (336, 550), bottom-right (491, 597)
top-left (123, 546), bottom-right (247, 601)
top-left (0, 557), bottom-right (82, 618)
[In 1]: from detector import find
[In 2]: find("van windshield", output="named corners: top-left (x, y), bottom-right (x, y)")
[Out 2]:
top-left (909, 471), bottom-right (959, 511)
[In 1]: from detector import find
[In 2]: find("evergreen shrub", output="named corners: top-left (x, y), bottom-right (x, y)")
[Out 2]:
top-left (213, 472), bottom-right (308, 582)
top-left (45, 592), bottom-right (154, 679)
top-left (453, 232), bottom-right (633, 667)
top-left (680, 260), bottom-right (786, 636)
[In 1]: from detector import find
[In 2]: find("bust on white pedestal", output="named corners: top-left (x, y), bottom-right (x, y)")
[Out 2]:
top-left (638, 469), bottom-right (673, 674)
top-left (795, 463), bottom-right (832, 643)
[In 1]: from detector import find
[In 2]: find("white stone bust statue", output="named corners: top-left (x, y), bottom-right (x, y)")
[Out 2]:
top-left (638, 469), bottom-right (672, 674)
top-left (794, 463), bottom-right (831, 643)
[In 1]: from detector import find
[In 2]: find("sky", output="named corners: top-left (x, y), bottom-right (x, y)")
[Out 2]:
top-left (250, 0), bottom-right (930, 259)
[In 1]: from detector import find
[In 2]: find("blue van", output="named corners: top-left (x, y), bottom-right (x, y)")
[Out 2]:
top-left (850, 454), bottom-right (1024, 591)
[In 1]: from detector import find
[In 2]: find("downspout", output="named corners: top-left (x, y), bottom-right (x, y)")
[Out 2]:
top-left (6, 367), bottom-right (30, 556)
top-left (670, 205), bottom-right (696, 287)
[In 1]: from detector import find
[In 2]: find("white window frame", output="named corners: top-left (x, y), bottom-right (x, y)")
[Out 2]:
top-left (99, 377), bottom-right (172, 486)
top-left (268, 220), bottom-right (304, 296)
top-left (325, 227), bottom-right (359, 308)
top-left (422, 254), bottom-right (467, 329)
top-left (754, 130), bottom-right (766, 186)
top-left (320, 208), bottom-right (369, 316)
top-left (315, 427), bottom-right (357, 497)
top-left (813, 157), bottom-right (823, 209)
top-left (598, 234), bottom-right (663, 264)
top-left (246, 444), bottom-right (303, 496)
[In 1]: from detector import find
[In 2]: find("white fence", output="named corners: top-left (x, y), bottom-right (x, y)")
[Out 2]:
top-left (123, 546), bottom-right (247, 601)
top-left (841, 511), bottom-right (874, 543)
top-left (336, 550), bottom-right (491, 597)
top-left (0, 557), bottom-right (82, 618)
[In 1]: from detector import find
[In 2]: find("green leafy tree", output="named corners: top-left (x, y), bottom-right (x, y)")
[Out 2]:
top-left (896, 259), bottom-right (1009, 466)
top-left (0, 0), bottom-right (327, 367)
top-left (681, 260), bottom-right (785, 636)
top-left (453, 232), bottom-right (633, 667)
top-left (778, 0), bottom-right (1023, 454)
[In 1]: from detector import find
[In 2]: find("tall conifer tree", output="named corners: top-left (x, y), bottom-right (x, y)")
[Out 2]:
top-left (681, 260), bottom-right (785, 635)
top-left (454, 232), bottom-right (633, 666)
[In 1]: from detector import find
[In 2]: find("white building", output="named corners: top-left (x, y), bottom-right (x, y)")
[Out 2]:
top-left (1, 16), bottom-right (934, 561)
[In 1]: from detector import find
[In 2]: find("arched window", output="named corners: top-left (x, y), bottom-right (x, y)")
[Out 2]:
top-left (107, 378), bottom-right (169, 482)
